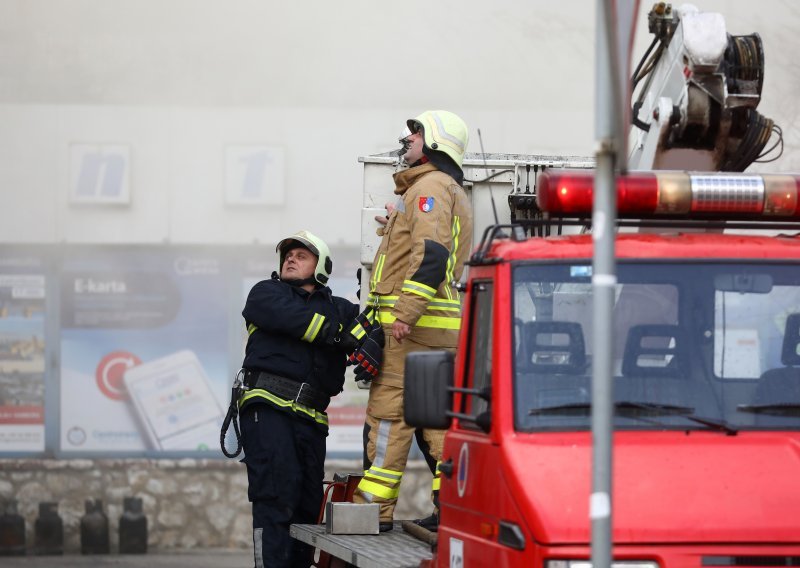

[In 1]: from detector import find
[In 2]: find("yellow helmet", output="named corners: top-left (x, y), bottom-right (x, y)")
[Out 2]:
top-left (407, 110), bottom-right (469, 169)
top-left (275, 230), bottom-right (333, 286)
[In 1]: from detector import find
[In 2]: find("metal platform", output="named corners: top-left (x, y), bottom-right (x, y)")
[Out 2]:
top-left (291, 522), bottom-right (433, 568)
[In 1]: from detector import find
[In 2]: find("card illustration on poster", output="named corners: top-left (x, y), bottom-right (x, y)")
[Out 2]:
top-left (123, 350), bottom-right (224, 451)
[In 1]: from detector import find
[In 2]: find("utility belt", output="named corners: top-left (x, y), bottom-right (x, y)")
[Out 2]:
top-left (242, 370), bottom-right (329, 413)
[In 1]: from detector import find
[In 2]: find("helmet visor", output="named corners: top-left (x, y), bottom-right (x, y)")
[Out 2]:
top-left (397, 126), bottom-right (413, 155)
top-left (276, 237), bottom-right (319, 257)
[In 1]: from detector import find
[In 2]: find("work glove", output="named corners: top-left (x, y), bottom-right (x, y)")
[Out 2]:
top-left (315, 318), bottom-right (344, 347)
top-left (349, 306), bottom-right (377, 341)
top-left (349, 327), bottom-right (385, 382)
top-left (315, 307), bottom-right (377, 353)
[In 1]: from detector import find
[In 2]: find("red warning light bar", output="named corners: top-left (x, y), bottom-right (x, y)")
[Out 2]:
top-left (537, 171), bottom-right (800, 219)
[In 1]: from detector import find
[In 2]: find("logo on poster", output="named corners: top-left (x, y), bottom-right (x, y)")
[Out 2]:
top-left (96, 351), bottom-right (141, 401)
top-left (67, 426), bottom-right (87, 446)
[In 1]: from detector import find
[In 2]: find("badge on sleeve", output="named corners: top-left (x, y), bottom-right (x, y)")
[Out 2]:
top-left (418, 196), bottom-right (435, 212)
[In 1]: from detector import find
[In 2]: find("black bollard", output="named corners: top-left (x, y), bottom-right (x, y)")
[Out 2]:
top-left (0, 499), bottom-right (26, 556)
top-left (80, 499), bottom-right (109, 554)
top-left (119, 497), bottom-right (147, 554)
top-left (34, 502), bottom-right (63, 555)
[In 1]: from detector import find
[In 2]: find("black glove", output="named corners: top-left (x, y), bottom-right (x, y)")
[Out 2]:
top-left (349, 306), bottom-right (377, 341)
top-left (316, 318), bottom-right (344, 347)
top-left (316, 307), bottom-right (377, 353)
top-left (349, 327), bottom-right (385, 382)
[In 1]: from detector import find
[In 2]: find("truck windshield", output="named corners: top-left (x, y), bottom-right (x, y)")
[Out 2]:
top-left (513, 262), bottom-right (800, 432)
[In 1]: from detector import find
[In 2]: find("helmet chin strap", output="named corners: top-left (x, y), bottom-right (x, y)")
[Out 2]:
top-left (281, 276), bottom-right (319, 288)
top-left (403, 155), bottom-right (429, 167)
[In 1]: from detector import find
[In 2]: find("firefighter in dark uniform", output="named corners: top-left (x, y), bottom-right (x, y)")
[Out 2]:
top-left (238, 230), bottom-right (383, 568)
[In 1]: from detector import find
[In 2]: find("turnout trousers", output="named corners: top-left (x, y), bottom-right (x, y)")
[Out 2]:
top-left (240, 403), bottom-right (326, 568)
top-left (353, 333), bottom-right (450, 522)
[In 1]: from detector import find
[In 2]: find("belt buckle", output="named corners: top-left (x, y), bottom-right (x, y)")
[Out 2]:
top-left (294, 382), bottom-right (309, 405)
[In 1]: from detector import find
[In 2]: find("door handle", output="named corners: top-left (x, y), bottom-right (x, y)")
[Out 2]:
top-left (438, 458), bottom-right (454, 479)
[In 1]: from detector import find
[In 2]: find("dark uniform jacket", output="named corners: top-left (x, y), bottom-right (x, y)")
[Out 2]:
top-left (240, 275), bottom-right (359, 422)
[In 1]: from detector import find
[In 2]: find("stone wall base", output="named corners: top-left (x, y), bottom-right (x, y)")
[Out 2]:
top-left (0, 458), bottom-right (433, 552)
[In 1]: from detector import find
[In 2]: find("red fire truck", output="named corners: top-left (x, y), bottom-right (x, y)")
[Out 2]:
top-left (404, 168), bottom-right (800, 566)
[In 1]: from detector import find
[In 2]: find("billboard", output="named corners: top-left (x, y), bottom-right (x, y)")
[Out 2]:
top-left (59, 248), bottom-right (230, 453)
top-left (0, 243), bottom-right (367, 458)
top-left (0, 251), bottom-right (47, 453)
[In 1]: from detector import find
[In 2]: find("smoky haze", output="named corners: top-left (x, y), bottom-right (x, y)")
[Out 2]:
top-left (1, 0), bottom-right (798, 248)
top-left (0, 0), bottom-right (798, 457)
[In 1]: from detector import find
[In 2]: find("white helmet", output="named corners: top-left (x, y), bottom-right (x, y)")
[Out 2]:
top-left (407, 110), bottom-right (469, 169)
top-left (275, 230), bottom-right (333, 286)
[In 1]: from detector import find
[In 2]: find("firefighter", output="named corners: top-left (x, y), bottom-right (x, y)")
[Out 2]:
top-left (238, 230), bottom-right (382, 568)
top-left (353, 110), bottom-right (473, 532)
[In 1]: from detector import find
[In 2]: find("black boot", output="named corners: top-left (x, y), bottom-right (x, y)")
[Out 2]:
top-left (412, 512), bottom-right (439, 532)
top-left (379, 521), bottom-right (394, 532)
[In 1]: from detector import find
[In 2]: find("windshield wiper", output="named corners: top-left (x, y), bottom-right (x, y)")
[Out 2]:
top-left (529, 402), bottom-right (592, 416)
top-left (529, 401), bottom-right (738, 434)
top-left (737, 402), bottom-right (800, 416)
top-left (613, 401), bottom-right (695, 415)
top-left (679, 414), bottom-right (738, 435)
top-left (529, 401), bottom-right (692, 417)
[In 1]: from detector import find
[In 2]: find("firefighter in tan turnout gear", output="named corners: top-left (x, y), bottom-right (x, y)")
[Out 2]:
top-left (353, 110), bottom-right (473, 532)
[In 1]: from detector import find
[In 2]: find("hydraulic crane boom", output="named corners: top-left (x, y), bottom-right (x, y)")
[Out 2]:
top-left (628, 2), bottom-right (781, 172)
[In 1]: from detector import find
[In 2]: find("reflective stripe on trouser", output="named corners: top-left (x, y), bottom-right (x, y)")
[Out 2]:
top-left (353, 333), bottom-right (450, 521)
top-left (354, 408), bottom-right (445, 521)
top-left (240, 404), bottom-right (325, 568)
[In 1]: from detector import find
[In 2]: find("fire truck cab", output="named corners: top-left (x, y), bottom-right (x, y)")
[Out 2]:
top-left (405, 169), bottom-right (800, 566)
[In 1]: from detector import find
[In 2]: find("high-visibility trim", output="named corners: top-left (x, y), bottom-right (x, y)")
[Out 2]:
top-left (357, 477), bottom-right (401, 500)
top-left (350, 322), bottom-right (367, 340)
top-left (430, 111), bottom-right (467, 153)
top-left (254, 528), bottom-right (264, 568)
top-left (402, 279), bottom-right (437, 300)
top-left (370, 253), bottom-right (386, 292)
top-left (365, 465), bottom-right (403, 482)
top-left (368, 294), bottom-right (397, 308)
top-left (432, 461), bottom-right (442, 491)
top-left (427, 298), bottom-right (461, 311)
top-left (374, 420), bottom-right (392, 469)
top-left (368, 294), bottom-right (461, 312)
top-left (247, 323), bottom-right (258, 336)
top-left (378, 312), bottom-right (461, 330)
top-left (238, 389), bottom-right (329, 426)
top-left (445, 216), bottom-right (461, 301)
top-left (302, 313), bottom-right (326, 343)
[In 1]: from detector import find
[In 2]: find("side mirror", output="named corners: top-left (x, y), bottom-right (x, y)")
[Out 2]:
top-left (404, 351), bottom-right (454, 429)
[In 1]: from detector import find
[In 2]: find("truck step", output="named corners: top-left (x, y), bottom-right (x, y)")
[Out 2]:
top-left (291, 522), bottom-right (433, 568)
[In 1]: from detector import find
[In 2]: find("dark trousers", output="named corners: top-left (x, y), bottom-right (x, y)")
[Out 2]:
top-left (240, 403), bottom-right (326, 568)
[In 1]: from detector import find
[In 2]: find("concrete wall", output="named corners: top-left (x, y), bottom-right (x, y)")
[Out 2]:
top-left (3, 1), bottom-right (797, 248)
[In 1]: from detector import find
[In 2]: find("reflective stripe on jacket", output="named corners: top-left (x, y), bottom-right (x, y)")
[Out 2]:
top-left (240, 276), bottom-right (359, 423)
top-left (370, 162), bottom-right (473, 347)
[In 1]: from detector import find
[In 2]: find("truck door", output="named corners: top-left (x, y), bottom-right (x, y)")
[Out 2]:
top-left (439, 279), bottom-right (508, 564)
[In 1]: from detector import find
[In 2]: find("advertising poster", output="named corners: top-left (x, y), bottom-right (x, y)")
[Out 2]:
top-left (0, 251), bottom-right (47, 453)
top-left (60, 248), bottom-right (230, 453)
top-left (240, 247), bottom-right (367, 457)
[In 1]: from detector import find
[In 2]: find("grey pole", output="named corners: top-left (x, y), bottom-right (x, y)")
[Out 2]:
top-left (592, 1), bottom-right (622, 566)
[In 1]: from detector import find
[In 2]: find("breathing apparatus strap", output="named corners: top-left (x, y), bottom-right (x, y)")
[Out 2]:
top-left (220, 369), bottom-right (244, 458)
